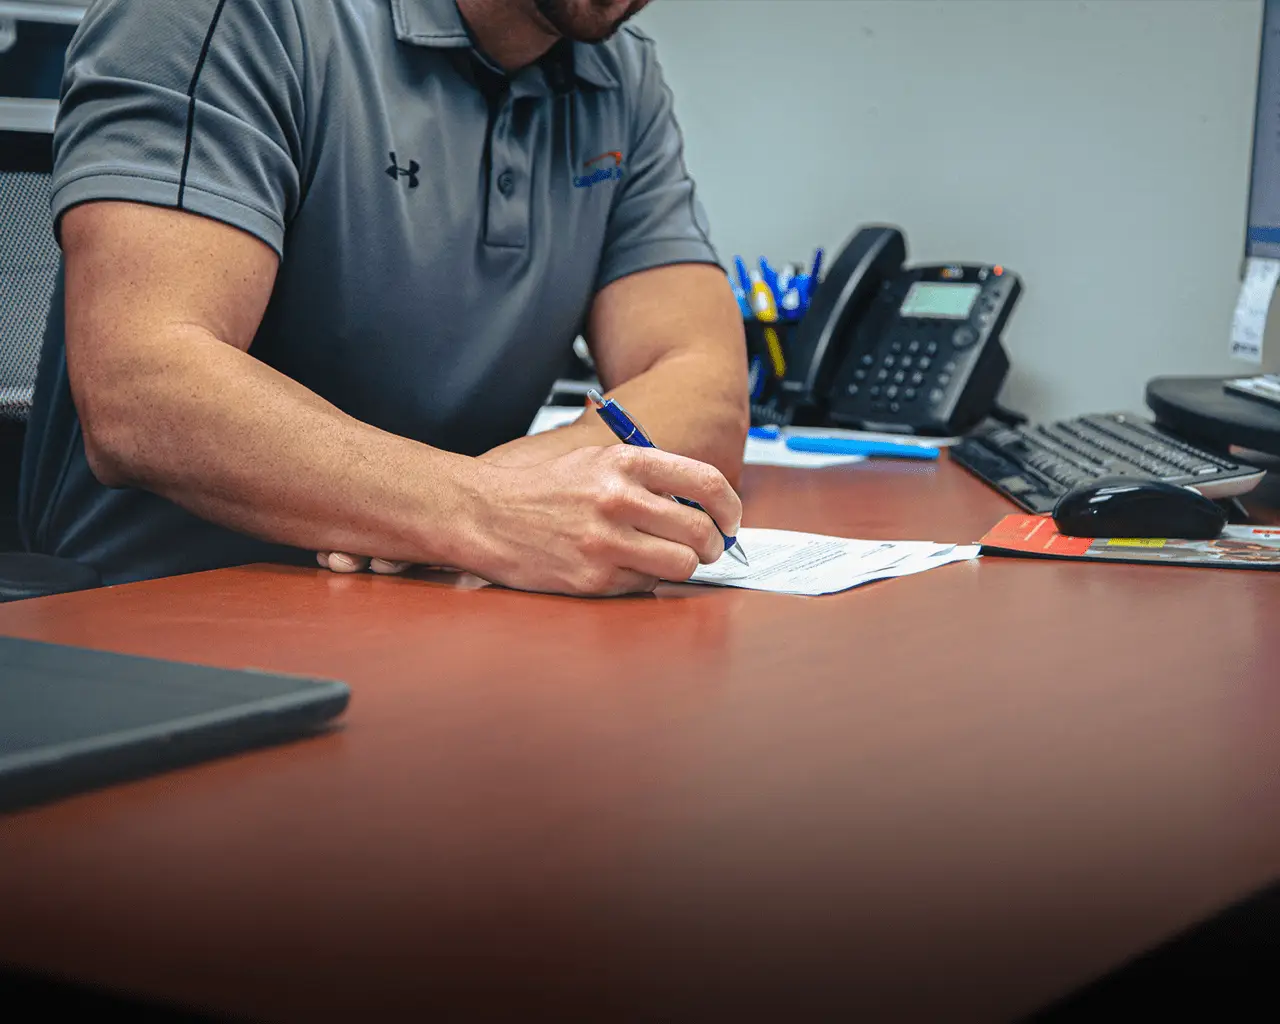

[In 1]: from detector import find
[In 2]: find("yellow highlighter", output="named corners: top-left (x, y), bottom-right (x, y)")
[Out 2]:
top-left (749, 272), bottom-right (787, 378)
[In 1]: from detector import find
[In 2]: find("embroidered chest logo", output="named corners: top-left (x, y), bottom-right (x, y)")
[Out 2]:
top-left (574, 151), bottom-right (624, 189)
top-left (386, 152), bottom-right (420, 189)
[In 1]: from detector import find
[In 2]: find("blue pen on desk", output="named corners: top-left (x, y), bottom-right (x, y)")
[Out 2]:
top-left (785, 436), bottom-right (940, 461)
top-left (587, 389), bottom-right (749, 566)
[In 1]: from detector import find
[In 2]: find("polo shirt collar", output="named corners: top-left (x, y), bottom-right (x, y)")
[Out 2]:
top-left (390, 0), bottom-right (620, 89)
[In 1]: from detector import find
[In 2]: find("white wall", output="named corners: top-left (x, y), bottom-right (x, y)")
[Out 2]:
top-left (637, 0), bottom-right (1263, 421)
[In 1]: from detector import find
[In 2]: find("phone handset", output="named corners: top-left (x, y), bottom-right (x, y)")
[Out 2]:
top-left (779, 225), bottom-right (908, 415)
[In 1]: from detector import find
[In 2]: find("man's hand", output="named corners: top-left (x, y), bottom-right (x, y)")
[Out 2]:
top-left (320, 444), bottom-right (741, 596)
top-left (471, 444), bottom-right (740, 596)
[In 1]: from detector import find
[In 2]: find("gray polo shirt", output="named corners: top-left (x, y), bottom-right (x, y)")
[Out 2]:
top-left (19, 0), bottom-right (720, 585)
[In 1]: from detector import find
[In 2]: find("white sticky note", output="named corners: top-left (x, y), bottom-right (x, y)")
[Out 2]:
top-left (1231, 256), bottom-right (1280, 364)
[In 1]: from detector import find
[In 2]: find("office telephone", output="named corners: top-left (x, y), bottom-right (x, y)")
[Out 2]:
top-left (772, 225), bottom-right (1022, 436)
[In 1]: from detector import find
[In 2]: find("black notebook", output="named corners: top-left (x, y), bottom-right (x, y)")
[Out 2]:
top-left (0, 635), bottom-right (350, 812)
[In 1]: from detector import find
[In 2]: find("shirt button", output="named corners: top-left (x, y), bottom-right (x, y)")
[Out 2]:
top-left (497, 170), bottom-right (515, 196)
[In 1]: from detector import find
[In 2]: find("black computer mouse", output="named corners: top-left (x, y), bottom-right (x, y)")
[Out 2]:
top-left (1051, 476), bottom-right (1227, 539)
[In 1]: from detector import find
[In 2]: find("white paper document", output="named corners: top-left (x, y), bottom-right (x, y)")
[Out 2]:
top-left (686, 527), bottom-right (980, 596)
top-left (1231, 256), bottom-right (1280, 364)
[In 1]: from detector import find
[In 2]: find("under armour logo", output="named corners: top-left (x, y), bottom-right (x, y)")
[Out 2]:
top-left (386, 152), bottom-right (419, 188)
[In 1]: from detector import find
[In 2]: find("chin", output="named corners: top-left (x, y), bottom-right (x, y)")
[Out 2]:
top-left (536, 0), bottom-right (647, 43)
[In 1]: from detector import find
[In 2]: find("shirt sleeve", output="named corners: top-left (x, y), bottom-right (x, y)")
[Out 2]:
top-left (595, 39), bottom-right (721, 291)
top-left (51, 0), bottom-right (305, 257)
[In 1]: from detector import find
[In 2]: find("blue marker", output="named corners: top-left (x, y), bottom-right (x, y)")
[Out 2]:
top-left (728, 273), bottom-right (753, 317)
top-left (588, 389), bottom-right (750, 565)
top-left (785, 437), bottom-right (940, 461)
top-left (733, 256), bottom-right (754, 301)
top-left (792, 273), bottom-right (813, 316)
top-left (759, 257), bottom-right (780, 306)
top-left (779, 283), bottom-right (803, 321)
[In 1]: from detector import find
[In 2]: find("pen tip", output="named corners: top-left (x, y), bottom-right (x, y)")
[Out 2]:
top-left (730, 544), bottom-right (750, 567)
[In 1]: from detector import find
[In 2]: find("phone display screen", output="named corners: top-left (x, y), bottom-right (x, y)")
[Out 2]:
top-left (899, 283), bottom-right (981, 319)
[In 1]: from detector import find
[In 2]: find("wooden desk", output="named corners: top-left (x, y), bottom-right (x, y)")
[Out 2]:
top-left (1, 458), bottom-right (1279, 1022)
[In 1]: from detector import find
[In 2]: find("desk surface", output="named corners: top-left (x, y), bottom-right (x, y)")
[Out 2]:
top-left (1, 458), bottom-right (1279, 1023)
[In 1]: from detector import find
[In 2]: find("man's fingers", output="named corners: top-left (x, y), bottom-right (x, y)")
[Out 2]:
top-left (619, 448), bottom-right (742, 537)
top-left (318, 552), bottom-right (371, 573)
top-left (615, 530), bottom-right (704, 583)
top-left (370, 558), bottom-right (412, 575)
top-left (624, 491), bottom-right (725, 565)
top-left (597, 570), bottom-right (661, 596)
top-left (317, 552), bottom-right (412, 575)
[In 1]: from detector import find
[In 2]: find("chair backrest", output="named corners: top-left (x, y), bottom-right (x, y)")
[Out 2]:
top-left (0, 2), bottom-right (82, 549)
top-left (0, 132), bottom-right (56, 424)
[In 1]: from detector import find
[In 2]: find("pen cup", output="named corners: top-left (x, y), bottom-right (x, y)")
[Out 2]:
top-left (744, 317), bottom-right (804, 427)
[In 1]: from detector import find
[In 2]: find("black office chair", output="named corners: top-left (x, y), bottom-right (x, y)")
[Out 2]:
top-left (0, 102), bottom-right (100, 600)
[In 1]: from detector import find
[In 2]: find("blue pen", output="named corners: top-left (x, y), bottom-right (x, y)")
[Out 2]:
top-left (733, 256), bottom-right (754, 301)
top-left (793, 273), bottom-right (813, 315)
top-left (728, 274), bottom-right (753, 318)
top-left (759, 257), bottom-right (780, 306)
top-left (810, 247), bottom-right (825, 283)
top-left (785, 436), bottom-right (940, 461)
top-left (588, 389), bottom-right (750, 565)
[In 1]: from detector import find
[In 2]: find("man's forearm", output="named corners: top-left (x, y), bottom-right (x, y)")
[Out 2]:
top-left (79, 324), bottom-right (486, 566)
top-left (487, 348), bottom-right (749, 486)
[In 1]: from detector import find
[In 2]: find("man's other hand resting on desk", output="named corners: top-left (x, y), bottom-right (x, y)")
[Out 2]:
top-left (21, 0), bottom-right (748, 597)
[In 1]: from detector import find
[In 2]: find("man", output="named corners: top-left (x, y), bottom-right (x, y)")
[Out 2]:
top-left (19, 0), bottom-right (749, 597)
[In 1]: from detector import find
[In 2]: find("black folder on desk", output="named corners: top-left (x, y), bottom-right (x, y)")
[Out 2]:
top-left (0, 635), bottom-right (350, 812)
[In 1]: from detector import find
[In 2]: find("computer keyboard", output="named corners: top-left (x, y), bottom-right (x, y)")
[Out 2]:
top-left (951, 412), bottom-right (1266, 514)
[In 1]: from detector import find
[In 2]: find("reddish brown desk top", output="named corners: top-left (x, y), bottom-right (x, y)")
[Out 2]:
top-left (1, 459), bottom-right (1279, 1022)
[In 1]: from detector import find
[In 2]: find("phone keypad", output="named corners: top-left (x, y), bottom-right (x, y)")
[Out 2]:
top-left (830, 280), bottom-right (997, 422)
top-left (837, 326), bottom-right (976, 419)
